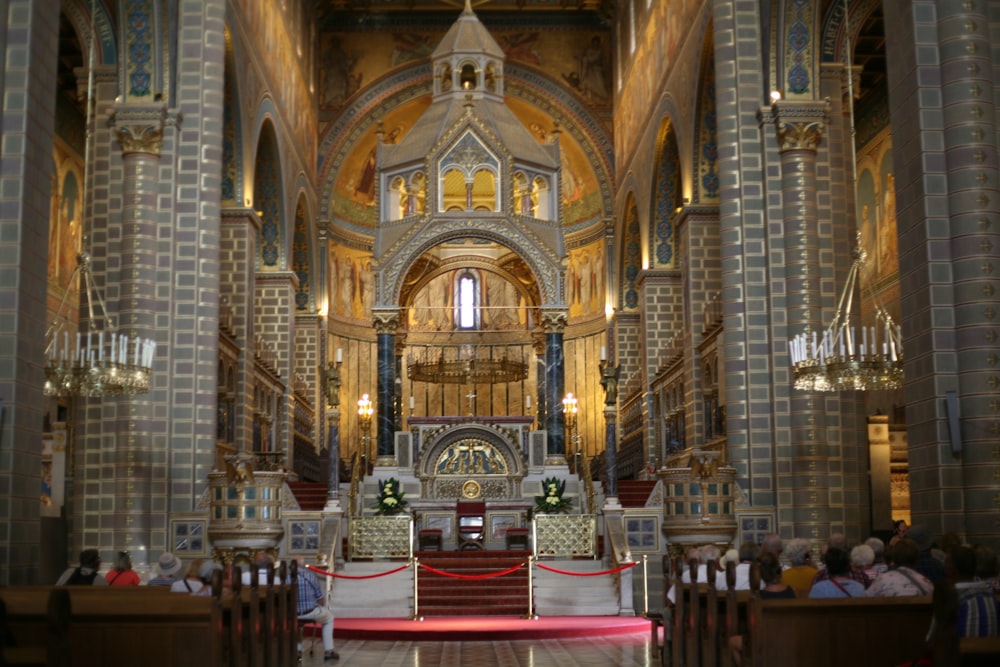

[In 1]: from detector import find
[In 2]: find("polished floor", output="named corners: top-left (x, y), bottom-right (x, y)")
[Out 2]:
top-left (299, 632), bottom-right (657, 666)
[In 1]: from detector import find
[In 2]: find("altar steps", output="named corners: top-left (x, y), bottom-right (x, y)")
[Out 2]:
top-left (287, 481), bottom-right (328, 511)
top-left (415, 551), bottom-right (530, 617)
top-left (612, 480), bottom-right (658, 508)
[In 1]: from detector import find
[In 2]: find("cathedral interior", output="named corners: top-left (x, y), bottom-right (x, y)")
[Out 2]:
top-left (0, 0), bottom-right (998, 586)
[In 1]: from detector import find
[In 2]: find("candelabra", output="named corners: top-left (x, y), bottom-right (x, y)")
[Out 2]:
top-left (562, 392), bottom-right (580, 460)
top-left (357, 393), bottom-right (373, 466)
top-left (44, 252), bottom-right (156, 398)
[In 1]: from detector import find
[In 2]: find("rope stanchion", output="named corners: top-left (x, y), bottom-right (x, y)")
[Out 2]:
top-left (534, 561), bottom-right (638, 577)
top-left (418, 561), bottom-right (525, 580)
top-left (305, 563), bottom-right (410, 580)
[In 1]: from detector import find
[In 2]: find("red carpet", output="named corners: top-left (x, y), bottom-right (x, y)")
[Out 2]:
top-left (331, 615), bottom-right (652, 641)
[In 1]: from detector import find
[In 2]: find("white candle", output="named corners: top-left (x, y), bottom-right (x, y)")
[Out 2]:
top-left (409, 396), bottom-right (415, 410)
top-left (336, 348), bottom-right (343, 364)
top-left (600, 346), bottom-right (606, 361)
top-left (98, 331), bottom-right (104, 362)
top-left (526, 394), bottom-right (532, 408)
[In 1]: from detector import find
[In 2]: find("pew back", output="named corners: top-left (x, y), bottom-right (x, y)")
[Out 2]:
top-left (748, 595), bottom-right (932, 667)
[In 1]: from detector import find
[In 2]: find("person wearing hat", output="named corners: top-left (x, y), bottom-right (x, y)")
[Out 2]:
top-left (148, 552), bottom-right (184, 587)
top-left (56, 548), bottom-right (108, 586)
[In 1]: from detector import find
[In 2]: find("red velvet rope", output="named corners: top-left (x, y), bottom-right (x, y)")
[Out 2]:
top-left (418, 561), bottom-right (525, 580)
top-left (535, 561), bottom-right (638, 577)
top-left (305, 563), bottom-right (410, 580)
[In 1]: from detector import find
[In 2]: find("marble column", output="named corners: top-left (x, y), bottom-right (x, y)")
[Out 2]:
top-left (373, 310), bottom-right (400, 462)
top-left (541, 309), bottom-right (568, 462)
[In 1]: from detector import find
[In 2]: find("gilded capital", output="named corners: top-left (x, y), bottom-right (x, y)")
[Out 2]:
top-left (775, 119), bottom-right (825, 152)
top-left (540, 309), bottom-right (568, 334)
top-left (110, 105), bottom-right (171, 157)
top-left (372, 308), bottom-right (401, 334)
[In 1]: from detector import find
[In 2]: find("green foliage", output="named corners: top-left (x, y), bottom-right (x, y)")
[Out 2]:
top-left (534, 476), bottom-right (572, 514)
top-left (373, 477), bottom-right (408, 515)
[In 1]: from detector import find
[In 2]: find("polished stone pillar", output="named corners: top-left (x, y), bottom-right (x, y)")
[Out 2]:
top-left (325, 408), bottom-right (341, 510)
top-left (541, 309), bottom-right (568, 461)
top-left (374, 310), bottom-right (400, 462)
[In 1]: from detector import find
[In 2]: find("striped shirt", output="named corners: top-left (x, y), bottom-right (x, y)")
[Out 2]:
top-left (956, 581), bottom-right (1000, 638)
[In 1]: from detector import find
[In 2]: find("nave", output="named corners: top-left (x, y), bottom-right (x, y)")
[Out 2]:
top-left (300, 634), bottom-right (654, 667)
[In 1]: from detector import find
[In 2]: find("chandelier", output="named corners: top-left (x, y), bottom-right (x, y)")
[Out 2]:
top-left (43, 2), bottom-right (155, 399)
top-left (789, 241), bottom-right (903, 392)
top-left (407, 346), bottom-right (527, 385)
top-left (44, 252), bottom-right (156, 398)
top-left (789, 0), bottom-right (902, 393)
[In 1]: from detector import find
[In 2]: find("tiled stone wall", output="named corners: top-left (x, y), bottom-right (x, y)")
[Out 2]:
top-left (0, 0), bottom-right (59, 584)
top-left (255, 273), bottom-right (298, 458)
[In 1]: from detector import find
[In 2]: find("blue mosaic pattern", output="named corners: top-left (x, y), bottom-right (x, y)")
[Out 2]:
top-left (124, 1), bottom-right (153, 97)
top-left (697, 52), bottom-right (719, 201)
top-left (293, 200), bottom-right (310, 310)
top-left (221, 43), bottom-right (241, 203)
top-left (255, 124), bottom-right (283, 268)
top-left (786, 0), bottom-right (812, 95)
top-left (622, 196), bottom-right (640, 310)
top-left (653, 125), bottom-right (680, 267)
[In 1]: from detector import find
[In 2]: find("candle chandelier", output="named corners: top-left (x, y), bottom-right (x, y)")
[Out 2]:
top-left (789, 240), bottom-right (903, 392)
top-left (789, 0), bottom-right (903, 392)
top-left (43, 2), bottom-right (156, 398)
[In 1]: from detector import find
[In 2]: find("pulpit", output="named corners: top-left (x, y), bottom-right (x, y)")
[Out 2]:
top-left (456, 501), bottom-right (486, 550)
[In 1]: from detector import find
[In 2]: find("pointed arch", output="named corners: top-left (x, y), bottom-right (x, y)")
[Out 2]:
top-left (693, 28), bottom-right (719, 204)
top-left (254, 120), bottom-right (284, 268)
top-left (650, 118), bottom-right (682, 268)
top-left (621, 192), bottom-right (641, 311)
top-left (292, 195), bottom-right (311, 310)
top-left (221, 28), bottom-right (244, 206)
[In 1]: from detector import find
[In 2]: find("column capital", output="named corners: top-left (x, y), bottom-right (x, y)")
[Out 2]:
top-left (372, 308), bottom-right (401, 334)
top-left (540, 308), bottom-right (568, 334)
top-left (109, 104), bottom-right (178, 157)
top-left (769, 100), bottom-right (830, 152)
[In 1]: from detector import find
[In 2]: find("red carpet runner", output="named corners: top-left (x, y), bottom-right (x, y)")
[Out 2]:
top-left (331, 615), bottom-right (653, 641)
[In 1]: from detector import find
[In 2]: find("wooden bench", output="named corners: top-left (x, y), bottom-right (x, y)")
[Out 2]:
top-left (2, 560), bottom-right (301, 667)
top-left (745, 595), bottom-right (932, 667)
top-left (0, 587), bottom-right (70, 667)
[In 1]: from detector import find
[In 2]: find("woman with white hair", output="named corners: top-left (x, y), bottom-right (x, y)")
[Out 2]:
top-left (850, 544), bottom-right (876, 589)
top-left (781, 538), bottom-right (817, 598)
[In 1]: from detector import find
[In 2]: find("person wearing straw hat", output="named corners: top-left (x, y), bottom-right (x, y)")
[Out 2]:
top-left (147, 552), bottom-right (184, 587)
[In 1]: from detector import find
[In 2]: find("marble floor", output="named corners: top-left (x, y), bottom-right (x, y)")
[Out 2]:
top-left (299, 632), bottom-right (657, 666)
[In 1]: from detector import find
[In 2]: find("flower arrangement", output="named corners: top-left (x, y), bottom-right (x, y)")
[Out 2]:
top-left (534, 476), bottom-right (572, 514)
top-left (373, 477), bottom-right (408, 515)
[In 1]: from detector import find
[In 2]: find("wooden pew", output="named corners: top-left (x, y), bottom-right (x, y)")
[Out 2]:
top-left (65, 587), bottom-right (224, 667)
top-left (0, 587), bottom-right (70, 667)
top-left (744, 595), bottom-right (932, 667)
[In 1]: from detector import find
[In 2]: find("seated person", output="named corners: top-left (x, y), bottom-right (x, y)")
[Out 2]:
top-left (949, 545), bottom-right (999, 637)
top-left (866, 538), bottom-right (933, 597)
top-left (758, 552), bottom-right (796, 599)
top-left (56, 548), bottom-right (107, 586)
top-left (850, 544), bottom-right (876, 589)
top-left (865, 537), bottom-right (889, 578)
top-left (809, 547), bottom-right (866, 598)
top-left (782, 538), bottom-right (818, 598)
top-left (812, 533), bottom-right (871, 588)
top-left (728, 552), bottom-right (796, 666)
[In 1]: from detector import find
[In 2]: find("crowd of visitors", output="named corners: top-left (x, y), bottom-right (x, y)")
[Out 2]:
top-left (53, 548), bottom-right (340, 661)
top-left (658, 527), bottom-right (1000, 665)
